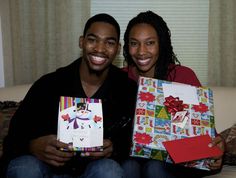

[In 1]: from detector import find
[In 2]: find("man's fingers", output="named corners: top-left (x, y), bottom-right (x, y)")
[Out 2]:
top-left (44, 152), bottom-right (73, 163)
top-left (50, 138), bottom-right (70, 150)
top-left (82, 145), bottom-right (113, 158)
top-left (80, 139), bottom-right (113, 159)
top-left (46, 159), bottom-right (66, 167)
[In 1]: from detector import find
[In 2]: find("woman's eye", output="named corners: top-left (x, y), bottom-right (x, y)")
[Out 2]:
top-left (146, 41), bottom-right (155, 46)
top-left (129, 41), bottom-right (138, 47)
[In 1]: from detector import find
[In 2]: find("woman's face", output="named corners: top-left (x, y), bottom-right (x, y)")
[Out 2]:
top-left (128, 23), bottom-right (159, 77)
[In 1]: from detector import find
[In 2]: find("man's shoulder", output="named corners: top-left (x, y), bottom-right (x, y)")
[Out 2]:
top-left (30, 59), bottom-right (80, 91)
top-left (57, 58), bottom-right (79, 70)
top-left (42, 59), bottom-right (79, 79)
top-left (110, 65), bottom-right (126, 74)
top-left (108, 65), bottom-right (137, 95)
top-left (109, 65), bottom-right (136, 84)
top-left (108, 65), bottom-right (137, 112)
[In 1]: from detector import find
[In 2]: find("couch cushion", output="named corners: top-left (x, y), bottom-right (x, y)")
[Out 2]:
top-left (207, 165), bottom-right (236, 178)
top-left (0, 101), bottom-right (20, 157)
top-left (220, 124), bottom-right (236, 165)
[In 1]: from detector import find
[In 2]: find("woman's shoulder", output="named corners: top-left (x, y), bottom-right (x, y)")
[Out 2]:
top-left (170, 64), bottom-right (195, 73)
top-left (168, 64), bottom-right (201, 87)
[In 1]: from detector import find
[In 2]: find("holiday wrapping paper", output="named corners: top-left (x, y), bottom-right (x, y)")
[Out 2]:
top-left (130, 77), bottom-right (216, 170)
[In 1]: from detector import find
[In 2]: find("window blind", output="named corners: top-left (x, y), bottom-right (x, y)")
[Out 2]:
top-left (91, 0), bottom-right (209, 85)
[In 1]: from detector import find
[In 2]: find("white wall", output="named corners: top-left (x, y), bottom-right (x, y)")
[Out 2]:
top-left (0, 16), bottom-right (5, 88)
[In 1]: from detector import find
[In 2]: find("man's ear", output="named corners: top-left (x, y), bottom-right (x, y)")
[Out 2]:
top-left (79, 36), bottom-right (84, 49)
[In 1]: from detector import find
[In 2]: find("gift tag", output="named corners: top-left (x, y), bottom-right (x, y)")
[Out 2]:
top-left (172, 111), bottom-right (188, 128)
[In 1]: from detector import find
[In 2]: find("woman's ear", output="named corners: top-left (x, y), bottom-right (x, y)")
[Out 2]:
top-left (79, 36), bottom-right (84, 49)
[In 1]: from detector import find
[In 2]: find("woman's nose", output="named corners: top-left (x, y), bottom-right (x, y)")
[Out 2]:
top-left (138, 44), bottom-right (147, 55)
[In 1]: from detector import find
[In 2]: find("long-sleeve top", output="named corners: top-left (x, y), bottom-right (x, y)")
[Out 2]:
top-left (123, 64), bottom-right (201, 87)
top-left (1, 58), bottom-right (137, 175)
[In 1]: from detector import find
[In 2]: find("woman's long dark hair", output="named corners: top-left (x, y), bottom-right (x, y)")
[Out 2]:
top-left (123, 11), bottom-right (180, 80)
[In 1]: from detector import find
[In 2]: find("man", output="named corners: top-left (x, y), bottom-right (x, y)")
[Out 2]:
top-left (1, 13), bottom-right (137, 178)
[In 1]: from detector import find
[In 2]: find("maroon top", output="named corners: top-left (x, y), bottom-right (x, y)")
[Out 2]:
top-left (123, 64), bottom-right (201, 87)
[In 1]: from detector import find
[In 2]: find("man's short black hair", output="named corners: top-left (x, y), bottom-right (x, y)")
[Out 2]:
top-left (83, 13), bottom-right (120, 40)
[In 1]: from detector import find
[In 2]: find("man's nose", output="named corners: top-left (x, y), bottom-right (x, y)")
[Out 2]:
top-left (95, 41), bottom-right (106, 52)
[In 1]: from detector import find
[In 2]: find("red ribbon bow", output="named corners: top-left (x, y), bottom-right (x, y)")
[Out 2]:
top-left (163, 95), bottom-right (188, 115)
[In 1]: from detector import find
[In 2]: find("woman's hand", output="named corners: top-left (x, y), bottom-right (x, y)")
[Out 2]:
top-left (208, 135), bottom-right (225, 170)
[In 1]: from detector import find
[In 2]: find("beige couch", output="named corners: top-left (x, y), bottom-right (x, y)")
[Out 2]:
top-left (0, 84), bottom-right (235, 177)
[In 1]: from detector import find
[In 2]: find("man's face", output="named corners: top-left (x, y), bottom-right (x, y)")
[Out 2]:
top-left (79, 22), bottom-right (120, 73)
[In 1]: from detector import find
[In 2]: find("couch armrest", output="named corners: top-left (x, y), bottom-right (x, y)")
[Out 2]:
top-left (0, 84), bottom-right (31, 102)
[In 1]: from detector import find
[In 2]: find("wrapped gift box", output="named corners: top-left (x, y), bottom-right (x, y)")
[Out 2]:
top-left (57, 97), bottom-right (103, 152)
top-left (130, 76), bottom-right (216, 170)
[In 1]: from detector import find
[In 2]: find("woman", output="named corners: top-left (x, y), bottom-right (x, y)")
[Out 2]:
top-left (122, 11), bottom-right (224, 178)
top-left (123, 11), bottom-right (201, 87)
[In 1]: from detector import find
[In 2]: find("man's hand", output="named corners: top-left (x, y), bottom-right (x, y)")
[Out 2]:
top-left (81, 139), bottom-right (113, 159)
top-left (208, 135), bottom-right (225, 170)
top-left (29, 135), bottom-right (74, 167)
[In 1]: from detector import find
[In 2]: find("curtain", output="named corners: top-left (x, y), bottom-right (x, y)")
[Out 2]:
top-left (208, 0), bottom-right (236, 87)
top-left (7, 0), bottom-right (90, 85)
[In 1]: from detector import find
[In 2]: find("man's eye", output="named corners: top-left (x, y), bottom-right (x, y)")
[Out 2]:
top-left (87, 38), bottom-right (96, 43)
top-left (106, 41), bottom-right (116, 46)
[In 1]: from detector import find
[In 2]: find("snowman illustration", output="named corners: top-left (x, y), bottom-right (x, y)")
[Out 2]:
top-left (67, 102), bottom-right (92, 130)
